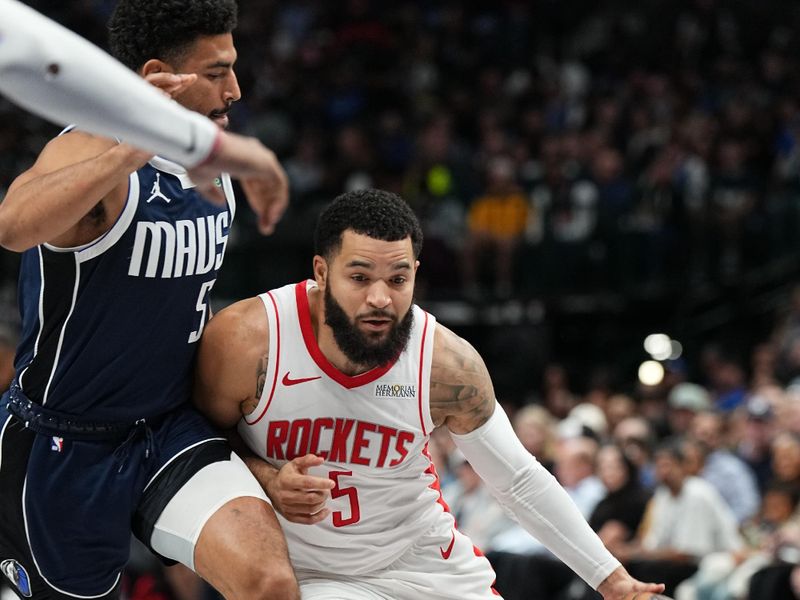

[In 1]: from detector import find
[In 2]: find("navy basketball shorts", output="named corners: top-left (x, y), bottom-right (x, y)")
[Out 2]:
top-left (0, 398), bottom-right (262, 599)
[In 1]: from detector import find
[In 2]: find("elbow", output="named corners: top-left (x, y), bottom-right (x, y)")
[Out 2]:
top-left (0, 205), bottom-right (33, 252)
top-left (0, 224), bottom-right (31, 253)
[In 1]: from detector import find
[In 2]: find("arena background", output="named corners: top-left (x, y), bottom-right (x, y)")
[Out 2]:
top-left (3, 1), bottom-right (800, 599)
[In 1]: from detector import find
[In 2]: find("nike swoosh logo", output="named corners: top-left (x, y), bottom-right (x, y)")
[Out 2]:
top-left (440, 530), bottom-right (456, 560)
top-left (282, 373), bottom-right (322, 386)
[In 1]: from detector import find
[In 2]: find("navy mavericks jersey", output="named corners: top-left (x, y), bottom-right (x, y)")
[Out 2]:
top-left (13, 156), bottom-right (235, 421)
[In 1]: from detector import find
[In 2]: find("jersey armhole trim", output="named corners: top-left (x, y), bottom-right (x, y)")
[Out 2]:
top-left (244, 292), bottom-right (280, 426)
top-left (42, 173), bottom-right (140, 262)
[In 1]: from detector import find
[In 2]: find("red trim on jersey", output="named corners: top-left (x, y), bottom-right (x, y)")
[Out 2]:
top-left (294, 281), bottom-right (395, 389)
top-left (245, 292), bottom-right (281, 425)
top-left (424, 442), bottom-right (499, 596)
top-left (422, 442), bottom-right (452, 515)
top-left (417, 311), bottom-right (430, 436)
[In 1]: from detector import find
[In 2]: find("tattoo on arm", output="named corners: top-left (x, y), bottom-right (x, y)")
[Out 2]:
top-left (430, 330), bottom-right (495, 432)
top-left (242, 354), bottom-right (268, 417)
top-left (255, 354), bottom-right (268, 398)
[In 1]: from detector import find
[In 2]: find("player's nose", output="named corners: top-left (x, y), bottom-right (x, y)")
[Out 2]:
top-left (366, 280), bottom-right (391, 309)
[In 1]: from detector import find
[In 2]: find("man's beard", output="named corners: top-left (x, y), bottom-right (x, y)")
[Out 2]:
top-left (324, 284), bottom-right (414, 369)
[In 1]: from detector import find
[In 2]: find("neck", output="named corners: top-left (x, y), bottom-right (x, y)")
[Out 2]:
top-left (666, 479), bottom-right (685, 496)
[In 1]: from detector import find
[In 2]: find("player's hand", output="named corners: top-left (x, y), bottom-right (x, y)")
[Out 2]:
top-left (240, 152), bottom-right (289, 235)
top-left (144, 72), bottom-right (197, 98)
top-left (596, 566), bottom-right (666, 600)
top-left (265, 454), bottom-right (334, 525)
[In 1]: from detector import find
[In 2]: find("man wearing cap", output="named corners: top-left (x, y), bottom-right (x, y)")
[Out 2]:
top-left (667, 382), bottom-right (712, 437)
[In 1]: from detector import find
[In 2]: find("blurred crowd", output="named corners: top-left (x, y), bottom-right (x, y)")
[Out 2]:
top-left (430, 300), bottom-right (800, 599)
top-left (4, 0), bottom-right (800, 300)
top-left (5, 0), bottom-right (800, 599)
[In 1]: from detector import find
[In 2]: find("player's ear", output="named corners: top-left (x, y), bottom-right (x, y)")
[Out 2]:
top-left (140, 59), bottom-right (173, 77)
top-left (313, 255), bottom-right (327, 289)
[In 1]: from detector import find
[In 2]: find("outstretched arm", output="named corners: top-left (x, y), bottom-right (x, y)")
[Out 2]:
top-left (429, 324), bottom-right (665, 600)
top-left (0, 0), bottom-right (291, 224)
top-left (0, 0), bottom-right (217, 167)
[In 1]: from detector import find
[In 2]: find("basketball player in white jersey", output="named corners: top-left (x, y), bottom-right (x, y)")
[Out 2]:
top-left (194, 189), bottom-right (666, 600)
top-left (0, 0), bottom-right (286, 233)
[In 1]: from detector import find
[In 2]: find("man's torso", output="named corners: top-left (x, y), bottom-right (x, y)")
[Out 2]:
top-left (13, 157), bottom-right (235, 421)
top-left (238, 280), bottom-right (450, 575)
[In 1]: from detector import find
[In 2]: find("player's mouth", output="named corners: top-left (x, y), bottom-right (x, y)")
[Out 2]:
top-left (358, 311), bottom-right (393, 330)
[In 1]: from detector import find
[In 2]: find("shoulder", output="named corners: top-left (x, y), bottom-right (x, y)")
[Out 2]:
top-left (429, 324), bottom-right (496, 432)
top-left (8, 130), bottom-right (121, 199)
top-left (35, 130), bottom-right (118, 171)
top-left (431, 323), bottom-right (484, 372)
top-left (684, 476), bottom-right (721, 503)
top-left (204, 296), bottom-right (269, 349)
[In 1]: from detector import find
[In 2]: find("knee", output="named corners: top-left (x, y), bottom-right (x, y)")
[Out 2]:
top-left (234, 563), bottom-right (299, 600)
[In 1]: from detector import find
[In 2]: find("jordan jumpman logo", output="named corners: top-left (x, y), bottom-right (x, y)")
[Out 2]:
top-left (147, 173), bottom-right (172, 203)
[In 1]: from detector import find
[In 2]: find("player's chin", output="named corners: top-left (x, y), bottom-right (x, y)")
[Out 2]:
top-left (210, 114), bottom-right (230, 128)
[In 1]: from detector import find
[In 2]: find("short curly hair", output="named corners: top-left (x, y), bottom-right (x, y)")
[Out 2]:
top-left (108, 0), bottom-right (238, 71)
top-left (314, 189), bottom-right (424, 260)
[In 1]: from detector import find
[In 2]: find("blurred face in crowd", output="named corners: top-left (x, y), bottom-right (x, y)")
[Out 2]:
top-left (762, 489), bottom-right (796, 527)
top-left (691, 412), bottom-right (724, 450)
top-left (613, 417), bottom-right (652, 467)
top-left (556, 438), bottom-right (597, 488)
top-left (668, 407), bottom-right (697, 437)
top-left (654, 450), bottom-right (686, 495)
top-left (596, 445), bottom-right (630, 493)
top-left (514, 407), bottom-right (553, 458)
top-left (681, 439), bottom-right (705, 477)
top-left (772, 433), bottom-right (800, 483)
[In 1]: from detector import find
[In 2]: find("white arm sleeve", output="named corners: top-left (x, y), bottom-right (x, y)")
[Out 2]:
top-left (0, 0), bottom-right (219, 167)
top-left (450, 405), bottom-right (621, 589)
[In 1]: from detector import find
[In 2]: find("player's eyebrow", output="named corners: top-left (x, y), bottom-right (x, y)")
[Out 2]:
top-left (345, 259), bottom-right (374, 269)
top-left (206, 60), bottom-right (233, 69)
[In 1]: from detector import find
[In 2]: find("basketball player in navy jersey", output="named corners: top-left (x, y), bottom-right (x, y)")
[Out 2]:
top-left (194, 189), bottom-right (666, 600)
top-left (0, 1), bottom-right (298, 598)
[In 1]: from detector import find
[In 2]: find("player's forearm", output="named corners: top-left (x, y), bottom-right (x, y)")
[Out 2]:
top-left (0, 0), bottom-right (219, 167)
top-left (0, 144), bottom-right (142, 251)
top-left (450, 406), bottom-right (620, 589)
top-left (226, 428), bottom-right (280, 494)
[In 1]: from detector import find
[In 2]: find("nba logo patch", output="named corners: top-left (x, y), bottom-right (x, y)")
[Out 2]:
top-left (1, 559), bottom-right (32, 597)
top-left (50, 436), bottom-right (63, 452)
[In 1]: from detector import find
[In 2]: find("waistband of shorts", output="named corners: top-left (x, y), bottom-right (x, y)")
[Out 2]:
top-left (5, 381), bottom-right (147, 441)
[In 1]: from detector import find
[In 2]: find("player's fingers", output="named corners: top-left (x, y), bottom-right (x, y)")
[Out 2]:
top-left (281, 489), bottom-right (329, 507)
top-left (282, 508), bottom-right (330, 525)
top-left (292, 453), bottom-right (326, 468)
top-left (291, 473), bottom-right (335, 491)
top-left (144, 73), bottom-right (196, 97)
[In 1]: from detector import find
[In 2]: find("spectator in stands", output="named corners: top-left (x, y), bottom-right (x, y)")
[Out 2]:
top-left (735, 393), bottom-right (778, 492)
top-left (610, 441), bottom-right (743, 596)
top-left (690, 410), bottom-right (761, 523)
top-left (512, 403), bottom-right (557, 473)
top-left (462, 155), bottom-right (528, 298)
top-left (675, 481), bottom-right (799, 600)
top-left (613, 416), bottom-right (657, 489)
top-left (667, 382), bottom-right (712, 437)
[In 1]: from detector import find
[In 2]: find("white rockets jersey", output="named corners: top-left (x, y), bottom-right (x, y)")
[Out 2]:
top-left (238, 280), bottom-right (451, 576)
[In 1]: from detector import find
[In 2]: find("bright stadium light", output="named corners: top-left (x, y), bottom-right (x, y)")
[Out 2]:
top-left (669, 340), bottom-right (683, 360)
top-left (644, 333), bottom-right (672, 360)
top-left (638, 360), bottom-right (665, 386)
